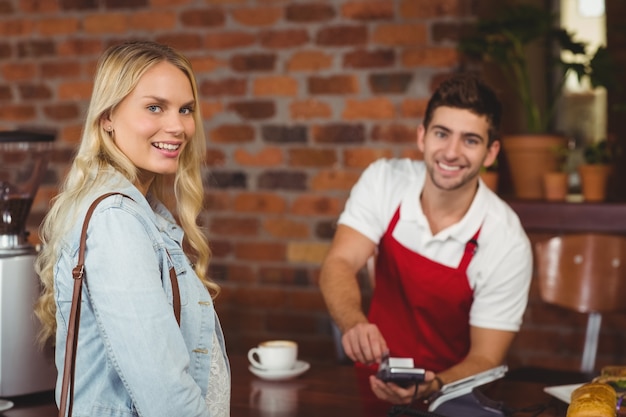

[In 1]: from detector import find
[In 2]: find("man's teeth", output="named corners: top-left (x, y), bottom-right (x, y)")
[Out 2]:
top-left (154, 143), bottom-right (180, 151)
top-left (439, 162), bottom-right (460, 171)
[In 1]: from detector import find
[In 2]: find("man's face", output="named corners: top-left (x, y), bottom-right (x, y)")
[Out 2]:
top-left (417, 106), bottom-right (499, 192)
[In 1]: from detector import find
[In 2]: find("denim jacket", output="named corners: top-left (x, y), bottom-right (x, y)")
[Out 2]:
top-left (54, 176), bottom-right (228, 417)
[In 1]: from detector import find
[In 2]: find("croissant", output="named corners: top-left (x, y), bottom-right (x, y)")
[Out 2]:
top-left (566, 382), bottom-right (616, 417)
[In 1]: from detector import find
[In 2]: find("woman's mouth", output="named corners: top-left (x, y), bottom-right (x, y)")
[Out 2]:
top-left (153, 142), bottom-right (181, 151)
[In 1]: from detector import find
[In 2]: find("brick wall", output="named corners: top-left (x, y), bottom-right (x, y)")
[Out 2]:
top-left (2, 0), bottom-right (624, 370)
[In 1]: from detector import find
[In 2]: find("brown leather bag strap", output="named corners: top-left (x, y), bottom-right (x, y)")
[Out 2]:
top-left (58, 192), bottom-right (181, 417)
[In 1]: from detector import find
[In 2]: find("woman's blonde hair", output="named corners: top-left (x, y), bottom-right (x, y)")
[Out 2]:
top-left (35, 41), bottom-right (217, 342)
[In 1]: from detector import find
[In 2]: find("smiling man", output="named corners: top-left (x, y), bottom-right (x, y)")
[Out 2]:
top-left (319, 74), bottom-right (532, 405)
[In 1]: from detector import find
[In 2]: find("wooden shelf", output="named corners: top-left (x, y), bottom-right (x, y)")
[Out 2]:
top-left (508, 200), bottom-right (626, 233)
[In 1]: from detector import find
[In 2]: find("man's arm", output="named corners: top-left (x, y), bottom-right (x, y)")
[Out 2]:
top-left (369, 326), bottom-right (515, 404)
top-left (435, 326), bottom-right (515, 386)
top-left (319, 224), bottom-right (386, 364)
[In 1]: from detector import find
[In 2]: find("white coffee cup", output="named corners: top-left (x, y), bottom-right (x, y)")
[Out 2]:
top-left (248, 340), bottom-right (298, 371)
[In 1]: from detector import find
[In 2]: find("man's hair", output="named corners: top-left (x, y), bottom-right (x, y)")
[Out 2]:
top-left (422, 74), bottom-right (502, 145)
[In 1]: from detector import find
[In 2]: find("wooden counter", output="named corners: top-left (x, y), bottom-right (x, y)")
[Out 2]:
top-left (508, 200), bottom-right (626, 233)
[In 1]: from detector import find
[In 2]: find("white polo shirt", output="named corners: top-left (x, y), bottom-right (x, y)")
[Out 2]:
top-left (338, 158), bottom-right (532, 331)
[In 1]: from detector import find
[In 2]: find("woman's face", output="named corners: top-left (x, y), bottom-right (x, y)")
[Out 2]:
top-left (104, 61), bottom-right (196, 194)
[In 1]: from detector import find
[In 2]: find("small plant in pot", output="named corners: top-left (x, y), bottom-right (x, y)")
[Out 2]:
top-left (578, 138), bottom-right (616, 202)
top-left (458, 1), bottom-right (614, 199)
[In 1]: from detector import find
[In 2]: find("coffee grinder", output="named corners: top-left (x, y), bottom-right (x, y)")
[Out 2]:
top-left (0, 130), bottom-right (56, 396)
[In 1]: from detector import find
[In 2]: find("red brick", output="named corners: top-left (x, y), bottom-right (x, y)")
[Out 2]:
top-left (229, 100), bottom-right (275, 120)
top-left (37, 17), bottom-right (80, 35)
top-left (1, 63), bottom-right (37, 81)
top-left (210, 240), bottom-right (233, 258)
top-left (151, 0), bottom-right (193, 5)
top-left (235, 242), bottom-right (285, 261)
top-left (286, 50), bottom-right (333, 71)
top-left (205, 191), bottom-right (232, 211)
top-left (0, 104), bottom-right (36, 121)
top-left (310, 170), bottom-right (361, 191)
top-left (402, 47), bottom-right (459, 68)
top-left (286, 3), bottom-right (335, 22)
top-left (56, 39), bottom-right (103, 57)
top-left (230, 53), bottom-right (276, 72)
top-left (343, 148), bottom-right (394, 168)
top-left (288, 148), bottom-right (337, 167)
top-left (372, 124), bottom-right (416, 143)
top-left (17, 40), bottom-right (55, 58)
top-left (20, 0), bottom-right (60, 12)
top-left (41, 61), bottom-right (82, 78)
top-left (260, 29), bottom-right (309, 49)
top-left (43, 103), bottom-right (80, 121)
top-left (286, 289), bottom-right (327, 311)
top-left (266, 312), bottom-right (318, 334)
top-left (316, 25), bottom-right (367, 47)
top-left (399, 0), bottom-right (464, 18)
top-left (231, 6), bottom-right (282, 26)
top-left (210, 216), bottom-right (259, 236)
top-left (263, 218), bottom-right (310, 239)
top-left (200, 78), bottom-right (247, 96)
top-left (18, 84), bottom-right (52, 100)
top-left (59, 124), bottom-right (84, 145)
top-left (200, 100), bottom-right (224, 120)
top-left (180, 8), bottom-right (225, 27)
top-left (291, 195), bottom-right (342, 216)
top-left (372, 23), bottom-right (428, 46)
top-left (342, 98), bottom-right (395, 120)
top-left (0, 85), bottom-right (12, 100)
top-left (312, 123), bottom-right (365, 144)
top-left (253, 76), bottom-right (298, 96)
top-left (205, 31), bottom-right (256, 49)
top-left (209, 124), bottom-right (255, 144)
top-left (190, 55), bottom-right (225, 73)
top-left (233, 192), bottom-right (286, 213)
top-left (341, 1), bottom-right (394, 20)
top-left (343, 48), bottom-right (395, 68)
top-left (58, 81), bottom-right (93, 100)
top-left (401, 98), bottom-right (429, 118)
top-left (258, 266), bottom-right (311, 286)
top-left (233, 287), bottom-right (288, 309)
top-left (155, 33), bottom-right (203, 51)
top-left (233, 147), bottom-right (283, 166)
top-left (0, 20), bottom-right (35, 36)
top-left (308, 75), bottom-right (359, 95)
top-left (129, 11), bottom-right (177, 31)
top-left (206, 149), bottom-right (227, 167)
top-left (83, 13), bottom-right (128, 34)
top-left (290, 99), bottom-right (333, 120)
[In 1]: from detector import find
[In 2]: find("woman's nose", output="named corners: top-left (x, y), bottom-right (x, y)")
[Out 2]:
top-left (165, 113), bottom-right (186, 136)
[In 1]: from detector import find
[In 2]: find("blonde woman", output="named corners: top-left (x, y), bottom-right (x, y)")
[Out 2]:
top-left (35, 41), bottom-right (230, 417)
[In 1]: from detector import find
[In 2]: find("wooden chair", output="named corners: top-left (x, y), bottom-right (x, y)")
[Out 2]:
top-left (535, 233), bottom-right (626, 374)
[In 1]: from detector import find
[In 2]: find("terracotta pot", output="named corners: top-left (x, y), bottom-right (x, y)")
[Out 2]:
top-left (543, 172), bottom-right (568, 201)
top-left (502, 134), bottom-right (568, 200)
top-left (480, 171), bottom-right (499, 193)
top-left (578, 164), bottom-right (612, 202)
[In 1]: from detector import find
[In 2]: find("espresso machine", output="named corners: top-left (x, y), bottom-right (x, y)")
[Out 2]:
top-left (0, 130), bottom-right (56, 396)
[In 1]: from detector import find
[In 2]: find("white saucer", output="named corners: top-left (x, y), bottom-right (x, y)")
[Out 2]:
top-left (249, 360), bottom-right (310, 381)
top-left (0, 399), bottom-right (14, 412)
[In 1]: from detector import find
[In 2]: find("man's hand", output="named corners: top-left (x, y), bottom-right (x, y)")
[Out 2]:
top-left (341, 322), bottom-right (388, 365)
top-left (369, 371), bottom-right (438, 404)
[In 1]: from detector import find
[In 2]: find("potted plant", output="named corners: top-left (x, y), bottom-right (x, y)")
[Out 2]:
top-left (578, 138), bottom-right (615, 202)
top-left (458, 1), bottom-right (613, 199)
top-left (542, 144), bottom-right (570, 202)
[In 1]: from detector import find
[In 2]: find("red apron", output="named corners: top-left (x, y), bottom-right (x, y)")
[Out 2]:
top-left (367, 205), bottom-right (480, 373)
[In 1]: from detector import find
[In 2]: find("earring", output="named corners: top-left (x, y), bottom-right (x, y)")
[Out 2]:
top-left (105, 126), bottom-right (113, 132)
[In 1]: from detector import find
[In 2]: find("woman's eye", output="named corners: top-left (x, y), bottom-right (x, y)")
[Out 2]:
top-left (180, 107), bottom-right (194, 115)
top-left (147, 105), bottom-right (162, 113)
